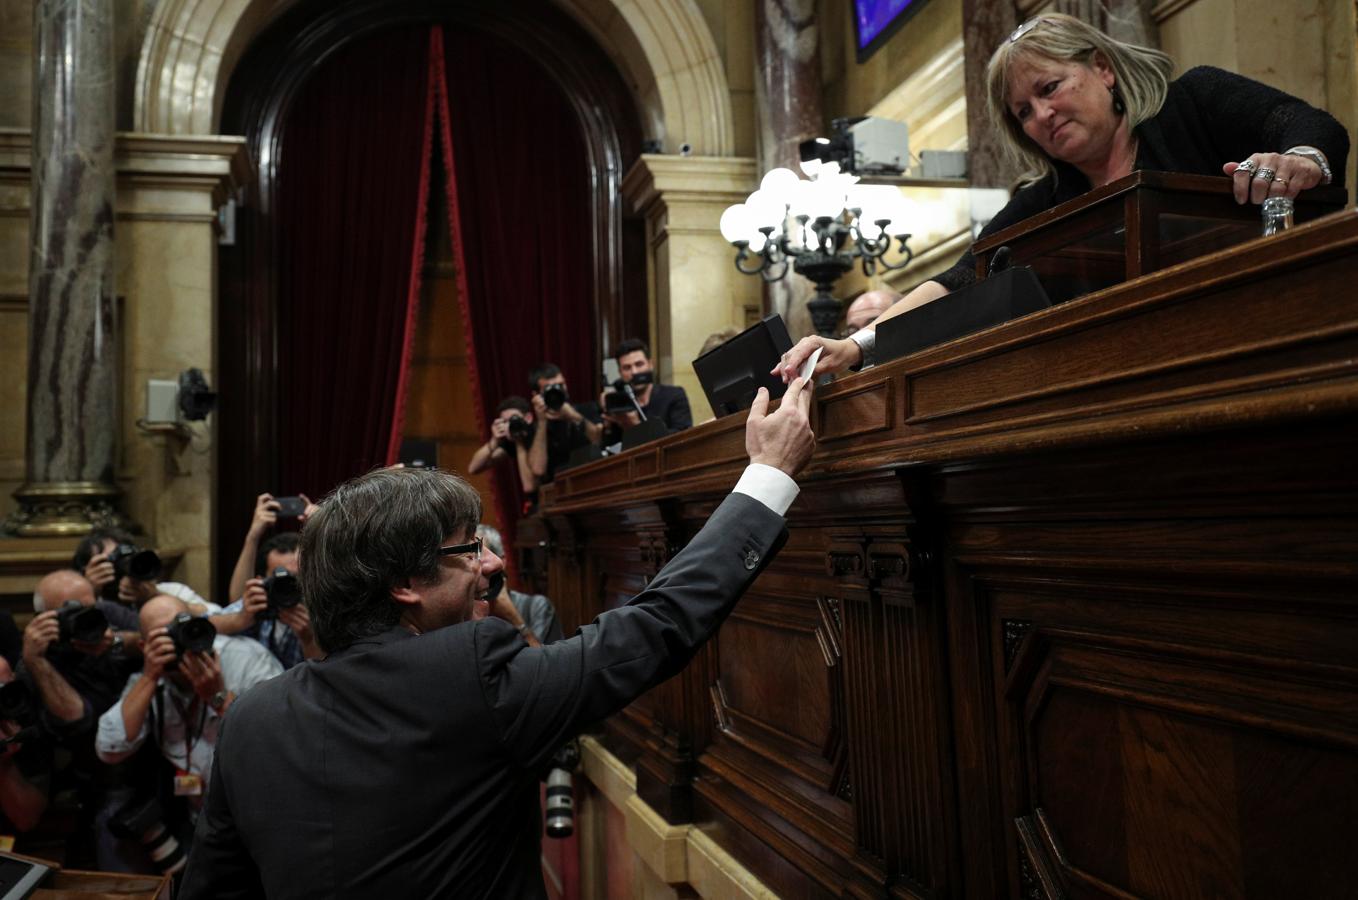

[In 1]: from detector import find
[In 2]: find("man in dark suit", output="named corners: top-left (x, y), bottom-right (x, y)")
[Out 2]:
top-left (601, 338), bottom-right (692, 439)
top-left (180, 378), bottom-right (816, 899)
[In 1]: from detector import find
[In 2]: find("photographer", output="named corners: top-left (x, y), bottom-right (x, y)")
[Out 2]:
top-left (526, 363), bottom-right (602, 484)
top-left (74, 528), bottom-right (219, 616)
top-left (467, 397), bottom-right (539, 494)
top-left (600, 339), bottom-right (692, 440)
top-left (24, 571), bottom-right (141, 735)
top-left (23, 570), bottom-right (145, 869)
top-left (96, 597), bottom-right (281, 811)
top-left (226, 493), bottom-right (315, 605)
top-left (212, 533), bottom-right (320, 670)
top-left (0, 657), bottom-right (49, 836)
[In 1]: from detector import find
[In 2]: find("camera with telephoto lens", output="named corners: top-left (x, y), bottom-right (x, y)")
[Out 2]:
top-left (56, 601), bottom-right (109, 645)
top-left (165, 612), bottom-right (216, 660)
top-left (109, 794), bottom-right (188, 874)
top-left (627, 370), bottom-right (654, 388)
top-left (262, 566), bottom-right (302, 615)
top-left (544, 739), bottom-right (581, 839)
top-left (507, 415), bottom-right (533, 442)
top-left (542, 383), bottom-right (569, 411)
top-left (107, 543), bottom-right (163, 582)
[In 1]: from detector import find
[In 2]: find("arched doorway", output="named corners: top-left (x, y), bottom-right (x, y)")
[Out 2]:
top-left (212, 0), bottom-right (645, 594)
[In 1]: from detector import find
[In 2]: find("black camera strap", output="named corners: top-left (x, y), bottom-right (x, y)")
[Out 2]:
top-left (151, 685), bottom-right (208, 776)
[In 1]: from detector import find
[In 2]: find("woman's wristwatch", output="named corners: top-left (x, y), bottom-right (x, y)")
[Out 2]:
top-left (1283, 146), bottom-right (1332, 185)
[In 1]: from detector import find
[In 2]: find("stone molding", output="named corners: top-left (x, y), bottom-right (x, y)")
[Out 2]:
top-left (133, 0), bottom-right (735, 155)
top-left (0, 129), bottom-right (247, 211)
top-left (579, 735), bottom-right (778, 899)
top-left (621, 154), bottom-right (758, 218)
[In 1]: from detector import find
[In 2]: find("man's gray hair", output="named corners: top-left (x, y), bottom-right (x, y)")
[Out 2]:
top-left (301, 467), bottom-right (481, 652)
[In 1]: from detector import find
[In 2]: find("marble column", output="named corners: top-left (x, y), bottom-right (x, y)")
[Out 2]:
top-left (7, 0), bottom-right (123, 536)
top-left (961, 0), bottom-right (1019, 190)
top-left (754, 0), bottom-right (822, 339)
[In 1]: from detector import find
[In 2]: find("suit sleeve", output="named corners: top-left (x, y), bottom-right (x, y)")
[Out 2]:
top-left (476, 491), bottom-right (786, 772)
top-left (180, 718), bottom-right (267, 900)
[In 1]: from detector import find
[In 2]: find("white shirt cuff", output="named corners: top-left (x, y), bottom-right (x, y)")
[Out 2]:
top-left (732, 463), bottom-right (800, 517)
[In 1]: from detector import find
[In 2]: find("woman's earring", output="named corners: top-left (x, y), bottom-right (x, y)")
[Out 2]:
top-left (1110, 84), bottom-right (1126, 115)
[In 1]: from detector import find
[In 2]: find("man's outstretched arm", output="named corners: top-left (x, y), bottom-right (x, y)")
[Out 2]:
top-left (481, 379), bottom-right (816, 771)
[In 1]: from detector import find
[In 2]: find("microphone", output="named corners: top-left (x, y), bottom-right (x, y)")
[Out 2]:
top-left (612, 379), bottom-right (648, 422)
top-left (987, 245), bottom-right (1012, 277)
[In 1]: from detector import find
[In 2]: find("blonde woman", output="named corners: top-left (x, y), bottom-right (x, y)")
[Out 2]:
top-left (777, 13), bottom-right (1348, 380)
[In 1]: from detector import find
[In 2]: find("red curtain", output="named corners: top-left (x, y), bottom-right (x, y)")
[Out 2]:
top-left (276, 26), bottom-right (434, 501)
top-left (432, 27), bottom-right (599, 538)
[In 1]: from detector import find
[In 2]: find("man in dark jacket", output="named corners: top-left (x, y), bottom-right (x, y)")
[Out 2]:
top-left (601, 338), bottom-right (692, 439)
top-left (181, 378), bottom-right (815, 899)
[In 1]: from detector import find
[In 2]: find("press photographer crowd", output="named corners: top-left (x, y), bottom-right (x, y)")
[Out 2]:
top-left (468, 340), bottom-right (693, 505)
top-left (0, 329), bottom-right (816, 898)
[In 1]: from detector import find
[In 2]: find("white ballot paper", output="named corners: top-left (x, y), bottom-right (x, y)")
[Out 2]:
top-left (798, 347), bottom-right (823, 384)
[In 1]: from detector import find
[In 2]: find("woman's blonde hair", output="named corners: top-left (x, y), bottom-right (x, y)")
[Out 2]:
top-left (985, 13), bottom-right (1174, 186)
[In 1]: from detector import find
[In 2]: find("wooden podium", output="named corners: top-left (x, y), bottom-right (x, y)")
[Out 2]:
top-left (531, 201), bottom-right (1358, 898)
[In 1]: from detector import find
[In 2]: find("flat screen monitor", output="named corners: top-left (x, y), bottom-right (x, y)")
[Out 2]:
top-left (692, 314), bottom-right (794, 419)
top-left (853, 0), bottom-right (933, 62)
top-left (0, 853), bottom-right (50, 898)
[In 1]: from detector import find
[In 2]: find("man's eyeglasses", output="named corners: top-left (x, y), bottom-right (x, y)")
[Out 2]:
top-left (437, 537), bottom-right (483, 560)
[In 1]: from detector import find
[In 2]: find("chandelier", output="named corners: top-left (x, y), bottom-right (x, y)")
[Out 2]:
top-left (720, 161), bottom-right (916, 336)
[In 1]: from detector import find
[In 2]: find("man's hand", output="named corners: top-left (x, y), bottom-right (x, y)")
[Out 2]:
top-left (85, 552), bottom-right (115, 593)
top-left (179, 649), bottom-right (225, 705)
top-left (745, 378), bottom-right (816, 478)
top-left (241, 578), bottom-right (269, 620)
top-left (250, 493), bottom-right (280, 538)
top-left (277, 604), bottom-right (311, 640)
top-left (297, 493), bottom-right (318, 524)
top-left (490, 419), bottom-right (510, 442)
top-left (142, 628), bottom-right (178, 682)
top-left (118, 577), bottom-right (158, 606)
top-left (21, 611), bottom-right (60, 664)
top-left (0, 719), bottom-right (24, 758)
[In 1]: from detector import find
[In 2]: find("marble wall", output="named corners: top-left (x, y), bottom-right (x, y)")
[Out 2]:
top-left (0, 130), bottom-right (244, 599)
top-left (1158, 0), bottom-right (1358, 191)
top-left (622, 156), bottom-right (765, 423)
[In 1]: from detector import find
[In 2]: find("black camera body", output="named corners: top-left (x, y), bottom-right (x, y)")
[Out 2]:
top-left (604, 378), bottom-right (636, 413)
top-left (542, 382), bottom-right (569, 411)
top-left (56, 601), bottom-right (108, 645)
top-left (507, 415), bottom-right (534, 442)
top-left (274, 496), bottom-right (307, 518)
top-left (108, 543), bottom-right (163, 582)
top-left (165, 612), bottom-right (216, 658)
top-left (262, 566), bottom-right (302, 615)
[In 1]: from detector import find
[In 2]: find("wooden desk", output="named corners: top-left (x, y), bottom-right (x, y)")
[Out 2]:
top-left (533, 209), bottom-right (1358, 899)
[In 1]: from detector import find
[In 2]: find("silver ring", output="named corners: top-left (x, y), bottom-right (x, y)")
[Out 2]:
top-left (1237, 159), bottom-right (1258, 174)
top-left (1254, 167), bottom-right (1276, 182)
